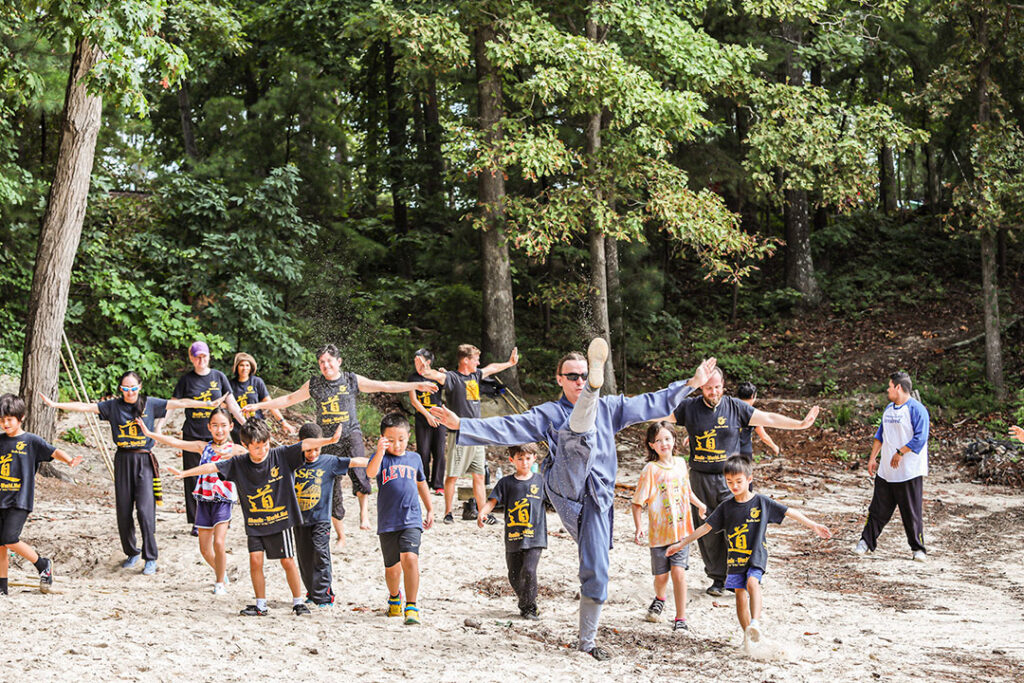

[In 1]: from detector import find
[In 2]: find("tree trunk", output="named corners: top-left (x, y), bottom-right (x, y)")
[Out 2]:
top-left (605, 235), bottom-right (623, 385)
top-left (475, 24), bottom-right (520, 393)
top-left (422, 72), bottom-right (445, 220)
top-left (20, 37), bottom-right (103, 444)
top-left (975, 9), bottom-right (1004, 398)
top-left (384, 41), bottom-right (410, 274)
top-left (177, 79), bottom-right (200, 161)
top-left (879, 145), bottom-right (897, 214)
top-left (583, 15), bottom-right (616, 393)
top-left (781, 22), bottom-right (821, 308)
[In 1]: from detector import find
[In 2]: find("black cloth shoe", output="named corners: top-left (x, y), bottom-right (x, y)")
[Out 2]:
top-left (521, 606), bottom-right (540, 620)
top-left (706, 583), bottom-right (725, 597)
top-left (239, 604), bottom-right (268, 616)
top-left (293, 603), bottom-right (311, 616)
top-left (586, 645), bottom-right (611, 661)
top-left (484, 514), bottom-right (499, 525)
top-left (38, 557), bottom-right (53, 593)
top-left (443, 513), bottom-right (454, 524)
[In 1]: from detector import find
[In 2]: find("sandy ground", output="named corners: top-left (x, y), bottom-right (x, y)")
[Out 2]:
top-left (3, 407), bottom-right (1023, 682)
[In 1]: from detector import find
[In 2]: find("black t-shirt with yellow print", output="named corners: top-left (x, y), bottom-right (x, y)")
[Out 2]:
top-left (704, 493), bottom-right (788, 573)
top-left (173, 369), bottom-right (233, 440)
top-left (0, 433), bottom-right (56, 511)
top-left (98, 397), bottom-right (168, 451)
top-left (444, 369), bottom-right (483, 419)
top-left (673, 396), bottom-right (755, 473)
top-left (217, 444), bottom-right (304, 536)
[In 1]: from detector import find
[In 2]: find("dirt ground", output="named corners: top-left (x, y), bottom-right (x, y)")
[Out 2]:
top-left (3, 400), bottom-right (1023, 683)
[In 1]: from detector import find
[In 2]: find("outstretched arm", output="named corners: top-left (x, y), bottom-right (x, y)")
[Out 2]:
top-left (52, 448), bottom-right (84, 468)
top-left (298, 423), bottom-right (345, 453)
top-left (38, 393), bottom-right (99, 415)
top-left (480, 347), bottom-right (518, 378)
top-left (665, 523), bottom-right (712, 556)
top-left (749, 405), bottom-right (819, 430)
top-left (754, 425), bottom-right (780, 455)
top-left (414, 356), bottom-right (447, 385)
top-left (1011, 425), bottom-right (1024, 442)
top-left (785, 508), bottom-right (832, 539)
top-left (135, 419), bottom-right (206, 453)
top-left (357, 375), bottom-right (437, 395)
top-left (168, 462), bottom-right (219, 479)
top-left (243, 381), bottom-right (310, 414)
top-left (165, 394), bottom-right (227, 412)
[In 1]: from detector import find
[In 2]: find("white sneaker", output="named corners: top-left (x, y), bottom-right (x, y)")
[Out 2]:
top-left (586, 337), bottom-right (609, 390)
top-left (213, 583), bottom-right (227, 595)
top-left (746, 619), bottom-right (762, 644)
top-left (912, 550), bottom-right (927, 562)
top-left (853, 540), bottom-right (869, 556)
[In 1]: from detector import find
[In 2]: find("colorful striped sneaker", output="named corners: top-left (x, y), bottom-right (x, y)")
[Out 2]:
top-left (387, 593), bottom-right (403, 617)
top-left (404, 603), bottom-right (421, 625)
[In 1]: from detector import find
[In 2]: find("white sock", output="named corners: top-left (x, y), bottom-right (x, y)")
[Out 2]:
top-left (256, 598), bottom-right (267, 610)
top-left (293, 597), bottom-right (303, 607)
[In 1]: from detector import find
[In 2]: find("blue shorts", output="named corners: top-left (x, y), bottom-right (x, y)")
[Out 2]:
top-left (724, 567), bottom-right (764, 590)
top-left (195, 500), bottom-right (232, 529)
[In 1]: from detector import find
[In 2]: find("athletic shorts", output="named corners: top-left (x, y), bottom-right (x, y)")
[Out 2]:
top-left (650, 544), bottom-right (689, 575)
top-left (247, 527), bottom-right (296, 560)
top-left (379, 527), bottom-right (422, 567)
top-left (194, 500), bottom-right (232, 529)
top-left (724, 567), bottom-right (764, 590)
top-left (0, 507), bottom-right (29, 545)
top-left (445, 431), bottom-right (485, 477)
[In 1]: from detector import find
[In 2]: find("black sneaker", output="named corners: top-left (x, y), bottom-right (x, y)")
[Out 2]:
top-left (645, 596), bottom-right (665, 622)
top-left (585, 645), bottom-right (611, 661)
top-left (39, 557), bottom-right (53, 594)
top-left (443, 513), bottom-right (454, 524)
top-left (521, 605), bottom-right (540, 620)
top-left (293, 603), bottom-right (311, 616)
top-left (239, 604), bottom-right (268, 616)
top-left (706, 583), bottom-right (725, 597)
top-left (484, 514), bottom-right (499, 525)
top-left (673, 618), bottom-right (688, 632)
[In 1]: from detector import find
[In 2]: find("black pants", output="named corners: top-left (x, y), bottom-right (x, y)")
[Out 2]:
top-left (689, 468), bottom-right (731, 584)
top-left (295, 521), bottom-right (334, 604)
top-left (182, 450), bottom-right (201, 524)
top-left (860, 475), bottom-right (926, 552)
top-left (115, 449), bottom-right (158, 561)
top-left (506, 547), bottom-right (543, 613)
top-left (414, 417), bottom-right (447, 490)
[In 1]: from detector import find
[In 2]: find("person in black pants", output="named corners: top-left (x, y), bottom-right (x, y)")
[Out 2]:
top-left (408, 349), bottom-right (447, 493)
top-left (158, 341), bottom-right (246, 532)
top-left (41, 370), bottom-right (222, 573)
top-left (477, 444), bottom-right (547, 619)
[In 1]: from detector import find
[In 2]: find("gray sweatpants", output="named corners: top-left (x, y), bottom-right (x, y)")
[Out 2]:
top-left (688, 469), bottom-right (731, 585)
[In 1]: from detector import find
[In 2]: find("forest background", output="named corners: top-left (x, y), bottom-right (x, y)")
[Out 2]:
top-left (2, 0), bottom-right (1024, 442)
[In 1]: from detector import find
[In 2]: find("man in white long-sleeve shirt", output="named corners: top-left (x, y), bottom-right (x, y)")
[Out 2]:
top-left (854, 372), bottom-right (930, 561)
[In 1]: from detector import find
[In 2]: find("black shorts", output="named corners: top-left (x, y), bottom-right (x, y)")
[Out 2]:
top-left (246, 527), bottom-right (296, 560)
top-left (0, 507), bottom-right (29, 545)
top-left (379, 527), bottom-right (422, 567)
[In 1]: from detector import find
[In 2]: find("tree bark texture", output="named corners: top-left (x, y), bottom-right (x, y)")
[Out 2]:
top-left (177, 79), bottom-right (200, 161)
top-left (384, 40), bottom-right (409, 262)
top-left (781, 22), bottom-right (821, 308)
top-left (605, 235), bottom-right (623, 384)
top-left (475, 24), bottom-right (520, 392)
top-left (20, 37), bottom-right (103, 442)
top-left (879, 145), bottom-right (897, 214)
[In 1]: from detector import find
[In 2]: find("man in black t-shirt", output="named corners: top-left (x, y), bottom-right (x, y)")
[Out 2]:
top-left (418, 343), bottom-right (518, 525)
top-left (172, 417), bottom-right (345, 617)
top-left (408, 349), bottom-right (447, 492)
top-left (670, 367), bottom-right (820, 596)
top-left (249, 343), bottom-right (437, 540)
top-left (156, 341), bottom-right (246, 529)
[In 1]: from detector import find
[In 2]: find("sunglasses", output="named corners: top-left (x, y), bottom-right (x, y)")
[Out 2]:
top-left (559, 372), bottom-right (589, 382)
top-left (120, 386), bottom-right (141, 392)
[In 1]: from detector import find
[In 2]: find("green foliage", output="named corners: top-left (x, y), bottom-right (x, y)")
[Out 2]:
top-left (61, 427), bottom-right (86, 444)
top-left (832, 448), bottom-right (855, 461)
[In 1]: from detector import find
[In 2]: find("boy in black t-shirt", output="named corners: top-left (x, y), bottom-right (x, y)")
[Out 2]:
top-left (667, 456), bottom-right (831, 645)
top-left (478, 443), bottom-right (547, 619)
top-left (0, 394), bottom-right (82, 595)
top-left (171, 417), bottom-right (344, 616)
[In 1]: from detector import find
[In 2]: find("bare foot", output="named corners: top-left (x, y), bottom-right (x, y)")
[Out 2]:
top-left (334, 534), bottom-right (346, 548)
top-left (359, 519), bottom-right (371, 531)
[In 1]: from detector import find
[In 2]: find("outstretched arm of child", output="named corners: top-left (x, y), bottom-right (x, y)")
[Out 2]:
top-left (689, 491), bottom-right (708, 518)
top-left (348, 457), bottom-right (370, 468)
top-left (631, 503), bottom-right (646, 545)
top-left (784, 509), bottom-right (832, 539)
top-left (135, 418), bottom-right (207, 453)
top-left (418, 480), bottom-right (434, 530)
top-left (364, 436), bottom-right (389, 479)
top-left (166, 394), bottom-right (227, 412)
top-left (755, 425), bottom-right (780, 455)
top-left (38, 392), bottom-right (99, 414)
top-left (167, 462), bottom-right (219, 479)
top-left (52, 448), bottom-right (84, 468)
top-left (665, 523), bottom-right (712, 557)
top-left (297, 423), bottom-right (345, 453)
top-left (477, 497), bottom-right (499, 528)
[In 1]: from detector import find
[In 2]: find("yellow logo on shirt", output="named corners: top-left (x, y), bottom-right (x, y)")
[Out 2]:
top-left (465, 380), bottom-right (480, 402)
top-left (530, 484), bottom-right (539, 495)
top-left (319, 395), bottom-right (350, 425)
top-left (749, 507), bottom-right (760, 520)
top-left (247, 485), bottom-right (286, 513)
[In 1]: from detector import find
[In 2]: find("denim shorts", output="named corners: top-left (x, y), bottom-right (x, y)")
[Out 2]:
top-left (724, 567), bottom-right (764, 590)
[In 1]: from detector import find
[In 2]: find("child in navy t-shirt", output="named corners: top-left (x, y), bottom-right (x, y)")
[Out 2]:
top-left (365, 412), bottom-right (434, 625)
